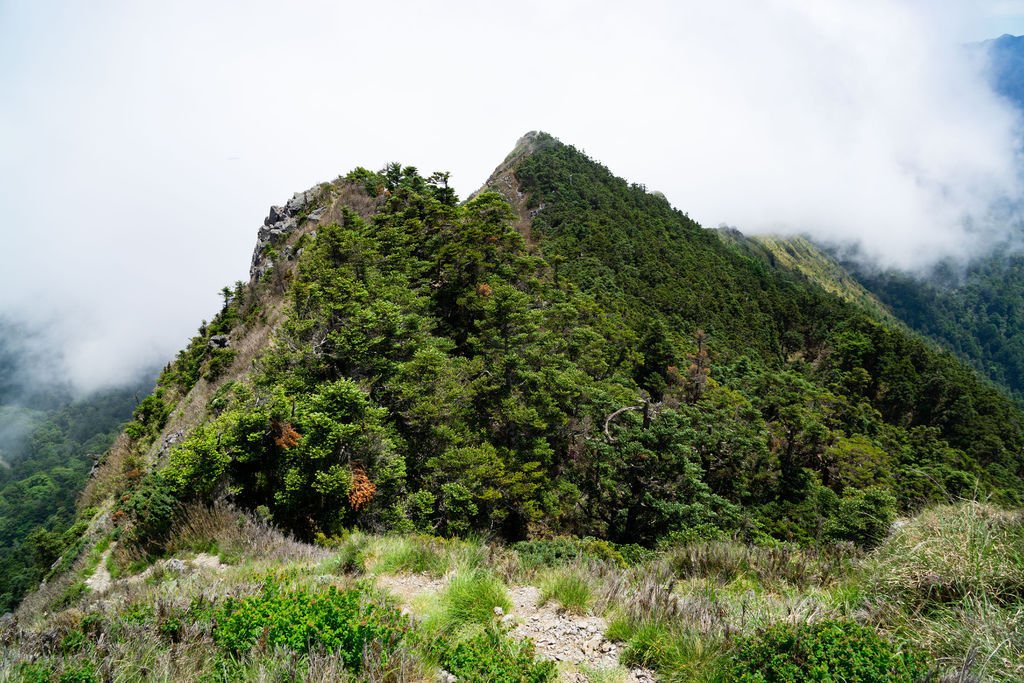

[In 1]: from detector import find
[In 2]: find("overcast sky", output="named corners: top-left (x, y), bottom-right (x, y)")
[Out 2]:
top-left (2, 1), bottom-right (1024, 393)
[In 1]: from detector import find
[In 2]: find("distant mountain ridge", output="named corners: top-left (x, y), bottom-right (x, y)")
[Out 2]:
top-left (744, 35), bottom-right (1024, 404)
top-left (983, 33), bottom-right (1024, 108)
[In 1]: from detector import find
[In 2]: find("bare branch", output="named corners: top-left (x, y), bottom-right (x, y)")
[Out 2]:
top-left (604, 404), bottom-right (644, 442)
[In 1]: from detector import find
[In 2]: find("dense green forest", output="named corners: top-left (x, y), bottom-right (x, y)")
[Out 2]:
top-left (843, 255), bottom-right (1024, 403)
top-left (0, 364), bottom-right (151, 612)
top-left (111, 133), bottom-right (1024, 564)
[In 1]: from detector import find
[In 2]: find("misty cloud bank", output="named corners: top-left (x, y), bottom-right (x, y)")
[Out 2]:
top-left (1, 1), bottom-right (1023, 392)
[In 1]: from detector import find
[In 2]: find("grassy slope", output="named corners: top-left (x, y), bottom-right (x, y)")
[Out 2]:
top-left (2, 501), bottom-right (1020, 681)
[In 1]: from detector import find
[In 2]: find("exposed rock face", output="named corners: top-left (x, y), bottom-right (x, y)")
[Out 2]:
top-left (249, 187), bottom-right (325, 281)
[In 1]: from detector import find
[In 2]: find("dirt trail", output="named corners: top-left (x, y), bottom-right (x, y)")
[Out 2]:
top-left (84, 546), bottom-right (113, 593)
top-left (376, 574), bottom-right (656, 682)
top-left (84, 550), bottom-right (227, 594)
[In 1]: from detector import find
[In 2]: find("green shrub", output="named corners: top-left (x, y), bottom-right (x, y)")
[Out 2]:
top-left (59, 628), bottom-right (88, 653)
top-left (203, 348), bottom-right (237, 381)
top-left (132, 391), bottom-right (169, 433)
top-left (513, 537), bottom-right (638, 571)
top-left (13, 662), bottom-right (51, 683)
top-left (722, 620), bottom-right (927, 682)
top-left (121, 473), bottom-right (178, 552)
top-left (58, 662), bottom-right (98, 683)
top-left (213, 582), bottom-right (406, 671)
top-left (823, 486), bottom-right (897, 550)
top-left (513, 538), bottom-right (582, 570)
top-left (438, 626), bottom-right (556, 683)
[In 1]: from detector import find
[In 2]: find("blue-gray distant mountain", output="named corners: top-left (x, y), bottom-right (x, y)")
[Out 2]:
top-left (984, 34), bottom-right (1024, 108)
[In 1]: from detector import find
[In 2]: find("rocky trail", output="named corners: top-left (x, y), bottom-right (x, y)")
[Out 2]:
top-left (376, 574), bottom-right (656, 682)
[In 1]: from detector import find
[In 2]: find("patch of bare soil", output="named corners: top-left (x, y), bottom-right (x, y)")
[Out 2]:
top-left (84, 547), bottom-right (113, 594)
top-left (375, 573), bottom-right (656, 682)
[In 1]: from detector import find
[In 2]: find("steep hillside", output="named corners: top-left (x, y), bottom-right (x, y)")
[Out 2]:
top-left (4, 133), bottom-right (1024, 682)
top-left (0, 316), bottom-right (155, 613)
top-left (842, 254), bottom-right (1024, 404)
top-left (799, 35), bottom-right (1024, 404)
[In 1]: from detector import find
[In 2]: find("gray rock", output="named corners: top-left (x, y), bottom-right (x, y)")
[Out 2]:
top-left (208, 335), bottom-right (230, 348)
top-left (286, 191), bottom-right (310, 214)
top-left (267, 205), bottom-right (287, 225)
top-left (166, 559), bottom-right (186, 573)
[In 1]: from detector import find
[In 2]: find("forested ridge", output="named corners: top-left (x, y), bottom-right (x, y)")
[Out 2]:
top-left (5, 133), bottom-right (1024, 683)
top-left (105, 132), bottom-right (1024, 560)
top-left (843, 255), bottom-right (1024, 403)
top-left (0, 380), bottom-right (149, 612)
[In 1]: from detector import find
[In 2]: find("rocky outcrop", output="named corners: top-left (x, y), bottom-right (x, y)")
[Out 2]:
top-left (249, 186), bottom-right (326, 281)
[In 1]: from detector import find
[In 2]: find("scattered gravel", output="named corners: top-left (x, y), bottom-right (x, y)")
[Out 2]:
top-left (376, 573), bottom-right (656, 682)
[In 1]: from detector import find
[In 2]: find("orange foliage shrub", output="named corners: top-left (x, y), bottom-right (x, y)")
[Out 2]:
top-left (348, 465), bottom-right (376, 511)
top-left (273, 420), bottom-right (302, 449)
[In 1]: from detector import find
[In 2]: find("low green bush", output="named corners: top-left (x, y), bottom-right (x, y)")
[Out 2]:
top-left (213, 582), bottom-right (407, 671)
top-left (438, 625), bottom-right (556, 683)
top-left (722, 620), bottom-right (927, 682)
top-left (203, 348), bottom-right (237, 381)
top-left (58, 662), bottom-right (98, 683)
top-left (512, 537), bottom-right (639, 571)
top-left (12, 662), bottom-right (51, 683)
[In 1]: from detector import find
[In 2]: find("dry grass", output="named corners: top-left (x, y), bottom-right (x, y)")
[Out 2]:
top-left (167, 502), bottom-right (325, 565)
top-left (79, 434), bottom-right (140, 509)
top-left (865, 502), bottom-right (1024, 682)
top-left (666, 539), bottom-right (855, 590)
top-left (867, 502), bottom-right (1024, 607)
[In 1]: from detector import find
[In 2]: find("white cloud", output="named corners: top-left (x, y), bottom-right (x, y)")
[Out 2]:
top-left (1, 0), bottom-right (1022, 391)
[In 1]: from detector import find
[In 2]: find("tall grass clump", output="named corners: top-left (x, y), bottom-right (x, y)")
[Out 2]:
top-left (666, 540), bottom-right (855, 589)
top-left (539, 568), bottom-right (595, 614)
top-left (866, 502), bottom-right (1024, 608)
top-left (864, 502), bottom-right (1024, 681)
top-left (426, 567), bottom-right (511, 634)
top-left (610, 615), bottom-right (726, 681)
top-left (418, 567), bottom-right (552, 681)
top-left (366, 535), bottom-right (450, 577)
top-left (165, 502), bottom-right (324, 566)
